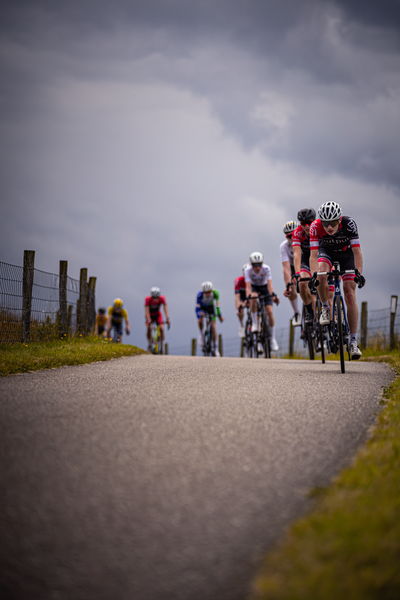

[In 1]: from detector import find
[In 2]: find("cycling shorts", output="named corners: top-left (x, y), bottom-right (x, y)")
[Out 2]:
top-left (251, 284), bottom-right (273, 306)
top-left (199, 304), bottom-right (217, 320)
top-left (111, 321), bottom-right (123, 334)
top-left (318, 248), bottom-right (356, 281)
top-left (236, 289), bottom-right (246, 302)
top-left (149, 312), bottom-right (163, 325)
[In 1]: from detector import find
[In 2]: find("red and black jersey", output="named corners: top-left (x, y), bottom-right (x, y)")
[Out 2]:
top-left (145, 295), bottom-right (166, 315)
top-left (310, 216), bottom-right (360, 253)
top-left (234, 276), bottom-right (246, 293)
top-left (292, 225), bottom-right (310, 261)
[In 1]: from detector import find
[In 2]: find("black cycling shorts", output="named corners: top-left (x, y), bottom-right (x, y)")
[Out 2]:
top-left (318, 248), bottom-right (356, 280)
top-left (251, 284), bottom-right (273, 306)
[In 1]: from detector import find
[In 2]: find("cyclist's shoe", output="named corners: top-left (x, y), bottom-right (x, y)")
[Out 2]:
top-left (257, 342), bottom-right (264, 354)
top-left (215, 350), bottom-right (221, 357)
top-left (238, 325), bottom-right (245, 338)
top-left (270, 337), bottom-right (279, 351)
top-left (350, 343), bottom-right (362, 360)
top-left (251, 321), bottom-right (258, 333)
top-left (304, 311), bottom-right (313, 325)
top-left (320, 307), bottom-right (331, 325)
top-left (198, 334), bottom-right (204, 347)
top-left (147, 344), bottom-right (152, 353)
top-left (292, 313), bottom-right (301, 327)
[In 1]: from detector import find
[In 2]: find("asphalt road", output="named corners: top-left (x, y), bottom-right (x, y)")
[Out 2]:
top-left (0, 355), bottom-right (394, 600)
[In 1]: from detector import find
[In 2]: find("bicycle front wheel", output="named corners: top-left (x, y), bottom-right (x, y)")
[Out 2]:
top-left (315, 299), bottom-right (325, 363)
top-left (261, 318), bottom-right (270, 359)
top-left (335, 295), bottom-right (345, 373)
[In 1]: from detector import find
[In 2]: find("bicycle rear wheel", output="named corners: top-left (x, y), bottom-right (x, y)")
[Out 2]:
top-left (335, 295), bottom-right (345, 373)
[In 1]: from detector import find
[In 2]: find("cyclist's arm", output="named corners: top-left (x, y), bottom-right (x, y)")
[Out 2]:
top-left (163, 302), bottom-right (170, 323)
top-left (282, 261), bottom-right (292, 286)
top-left (293, 245), bottom-right (302, 276)
top-left (352, 246), bottom-right (363, 276)
top-left (310, 248), bottom-right (319, 275)
top-left (267, 279), bottom-right (280, 304)
top-left (145, 305), bottom-right (151, 324)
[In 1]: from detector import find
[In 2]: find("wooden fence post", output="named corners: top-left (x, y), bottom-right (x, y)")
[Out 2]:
top-left (165, 343), bottom-right (168, 355)
top-left (21, 250), bottom-right (35, 343)
top-left (289, 319), bottom-right (294, 357)
top-left (191, 338), bottom-right (197, 356)
top-left (78, 268), bottom-right (88, 336)
top-left (218, 334), bottom-right (223, 357)
top-left (59, 261), bottom-right (68, 338)
top-left (241, 338), bottom-right (244, 357)
top-left (360, 301), bottom-right (368, 350)
top-left (88, 276), bottom-right (97, 335)
top-left (390, 295), bottom-right (398, 350)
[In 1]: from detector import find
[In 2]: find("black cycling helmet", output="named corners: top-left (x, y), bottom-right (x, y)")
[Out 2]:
top-left (98, 307), bottom-right (106, 314)
top-left (297, 207), bottom-right (316, 223)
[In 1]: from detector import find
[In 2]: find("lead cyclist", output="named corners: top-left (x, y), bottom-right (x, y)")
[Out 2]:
top-left (309, 201), bottom-right (365, 359)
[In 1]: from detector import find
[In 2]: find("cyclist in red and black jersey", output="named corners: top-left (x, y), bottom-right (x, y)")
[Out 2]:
top-left (292, 207), bottom-right (315, 325)
top-left (145, 287), bottom-right (171, 354)
top-left (310, 201), bottom-right (365, 359)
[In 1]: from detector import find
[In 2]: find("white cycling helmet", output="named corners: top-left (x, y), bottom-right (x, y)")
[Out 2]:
top-left (283, 221), bottom-right (298, 235)
top-left (150, 287), bottom-right (161, 298)
top-left (201, 281), bottom-right (213, 292)
top-left (249, 252), bottom-right (263, 264)
top-left (318, 201), bottom-right (342, 222)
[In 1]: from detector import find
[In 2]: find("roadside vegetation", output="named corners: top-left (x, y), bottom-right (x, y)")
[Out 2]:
top-left (248, 349), bottom-right (400, 600)
top-left (0, 336), bottom-right (147, 376)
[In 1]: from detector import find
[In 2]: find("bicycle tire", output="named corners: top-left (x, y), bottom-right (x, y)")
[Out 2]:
top-left (315, 299), bottom-right (326, 363)
top-left (261, 317), bottom-right (270, 358)
top-left (252, 332), bottom-right (260, 358)
top-left (335, 295), bottom-right (345, 373)
top-left (245, 318), bottom-right (253, 358)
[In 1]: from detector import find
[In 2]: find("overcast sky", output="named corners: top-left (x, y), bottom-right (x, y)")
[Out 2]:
top-left (1, 0), bottom-right (399, 353)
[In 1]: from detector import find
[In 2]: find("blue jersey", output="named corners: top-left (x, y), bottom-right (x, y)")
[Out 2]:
top-left (196, 289), bottom-right (220, 318)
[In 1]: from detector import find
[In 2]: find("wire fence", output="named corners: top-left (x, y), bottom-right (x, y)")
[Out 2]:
top-left (0, 259), bottom-right (96, 343)
top-left (167, 304), bottom-right (400, 357)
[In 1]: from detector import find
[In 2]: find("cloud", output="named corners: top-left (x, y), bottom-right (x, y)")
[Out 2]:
top-left (0, 0), bottom-right (399, 352)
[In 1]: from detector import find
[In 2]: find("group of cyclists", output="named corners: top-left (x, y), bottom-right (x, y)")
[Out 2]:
top-left (277, 200), bottom-right (365, 359)
top-left (96, 200), bottom-right (365, 359)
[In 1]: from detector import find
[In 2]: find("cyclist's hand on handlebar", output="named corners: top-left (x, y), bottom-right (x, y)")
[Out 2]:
top-left (308, 272), bottom-right (319, 291)
top-left (272, 293), bottom-right (280, 305)
top-left (283, 283), bottom-right (292, 298)
top-left (219, 315), bottom-right (225, 323)
top-left (126, 328), bottom-right (130, 335)
top-left (356, 275), bottom-right (366, 289)
top-left (166, 319), bottom-right (171, 329)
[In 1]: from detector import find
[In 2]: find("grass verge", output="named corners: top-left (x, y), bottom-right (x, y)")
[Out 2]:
top-left (0, 337), bottom-right (147, 376)
top-left (247, 350), bottom-right (400, 600)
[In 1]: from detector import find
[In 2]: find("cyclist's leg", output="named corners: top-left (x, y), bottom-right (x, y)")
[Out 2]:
top-left (197, 314), bottom-right (204, 347)
top-left (265, 301), bottom-right (279, 351)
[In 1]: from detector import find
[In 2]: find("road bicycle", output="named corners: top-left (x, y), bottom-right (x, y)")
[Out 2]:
top-left (309, 262), bottom-right (360, 373)
top-left (202, 312), bottom-right (217, 357)
top-left (242, 305), bottom-right (255, 358)
top-left (150, 321), bottom-right (169, 355)
top-left (243, 293), bottom-right (271, 358)
top-left (288, 278), bottom-right (328, 363)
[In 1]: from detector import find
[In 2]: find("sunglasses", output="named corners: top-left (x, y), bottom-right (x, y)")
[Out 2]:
top-left (321, 219), bottom-right (339, 228)
top-left (300, 220), bottom-right (313, 226)
top-left (252, 263), bottom-right (262, 268)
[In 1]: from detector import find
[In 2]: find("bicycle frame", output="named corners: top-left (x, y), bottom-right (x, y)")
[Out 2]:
top-left (315, 261), bottom-right (356, 373)
top-left (202, 312), bottom-right (215, 357)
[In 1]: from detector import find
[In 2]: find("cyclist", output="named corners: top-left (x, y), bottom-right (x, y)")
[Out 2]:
top-left (281, 221), bottom-right (301, 327)
top-left (94, 307), bottom-right (107, 338)
top-left (309, 201), bottom-right (365, 359)
top-left (145, 287), bottom-right (171, 354)
top-left (106, 298), bottom-right (130, 343)
top-left (244, 252), bottom-right (280, 352)
top-left (196, 281), bottom-right (224, 357)
top-left (292, 207), bottom-right (317, 325)
top-left (234, 264), bottom-right (249, 337)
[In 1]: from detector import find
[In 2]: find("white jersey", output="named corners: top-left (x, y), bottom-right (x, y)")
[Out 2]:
top-left (244, 263), bottom-right (272, 286)
top-left (280, 239), bottom-right (294, 266)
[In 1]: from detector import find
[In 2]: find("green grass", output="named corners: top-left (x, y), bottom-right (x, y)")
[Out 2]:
top-left (248, 350), bottom-right (400, 600)
top-left (0, 336), bottom-right (147, 376)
